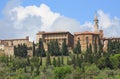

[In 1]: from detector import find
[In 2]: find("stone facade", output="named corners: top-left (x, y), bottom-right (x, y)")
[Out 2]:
top-left (4, 46), bottom-right (14, 56)
top-left (74, 31), bottom-right (101, 51)
top-left (102, 37), bottom-right (120, 52)
top-left (36, 31), bottom-right (74, 51)
top-left (0, 36), bottom-right (30, 47)
top-left (0, 36), bottom-right (32, 56)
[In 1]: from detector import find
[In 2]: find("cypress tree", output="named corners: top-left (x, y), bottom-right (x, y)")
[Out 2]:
top-left (23, 43), bottom-right (28, 57)
top-left (27, 56), bottom-right (30, 65)
top-left (46, 52), bottom-right (51, 67)
top-left (67, 57), bottom-right (71, 65)
top-left (94, 37), bottom-right (97, 54)
top-left (38, 38), bottom-right (46, 57)
top-left (61, 39), bottom-right (68, 56)
top-left (61, 54), bottom-right (64, 65)
top-left (53, 57), bottom-right (57, 67)
top-left (78, 56), bottom-right (82, 68)
top-left (40, 56), bottom-right (42, 66)
top-left (67, 57), bottom-right (69, 65)
top-left (76, 40), bottom-right (81, 54)
top-left (57, 56), bottom-right (61, 67)
top-left (54, 40), bottom-right (61, 56)
top-left (98, 37), bottom-right (103, 55)
top-left (32, 41), bottom-right (36, 57)
top-left (88, 44), bottom-right (93, 64)
top-left (72, 54), bottom-right (76, 68)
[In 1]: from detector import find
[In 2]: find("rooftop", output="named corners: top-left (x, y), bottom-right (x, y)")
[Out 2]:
top-left (36, 31), bottom-right (70, 35)
top-left (74, 31), bottom-right (100, 35)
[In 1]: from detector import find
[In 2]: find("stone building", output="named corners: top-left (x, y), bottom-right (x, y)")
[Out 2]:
top-left (4, 46), bottom-right (14, 56)
top-left (74, 31), bottom-right (101, 51)
top-left (74, 15), bottom-right (103, 51)
top-left (36, 31), bottom-right (74, 51)
top-left (0, 36), bottom-right (32, 56)
top-left (102, 37), bottom-right (120, 52)
top-left (0, 36), bottom-right (30, 47)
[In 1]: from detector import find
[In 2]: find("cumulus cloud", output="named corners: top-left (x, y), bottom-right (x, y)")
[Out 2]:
top-left (0, 0), bottom-right (120, 41)
top-left (97, 10), bottom-right (120, 37)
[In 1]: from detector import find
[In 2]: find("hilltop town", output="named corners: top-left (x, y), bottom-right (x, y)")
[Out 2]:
top-left (0, 15), bottom-right (120, 79)
top-left (0, 15), bottom-right (120, 56)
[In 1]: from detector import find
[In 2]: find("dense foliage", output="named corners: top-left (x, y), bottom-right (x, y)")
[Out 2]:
top-left (14, 44), bottom-right (28, 58)
top-left (0, 39), bottom-right (120, 79)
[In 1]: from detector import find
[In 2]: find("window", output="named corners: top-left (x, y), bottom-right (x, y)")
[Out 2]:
top-left (86, 37), bottom-right (89, 44)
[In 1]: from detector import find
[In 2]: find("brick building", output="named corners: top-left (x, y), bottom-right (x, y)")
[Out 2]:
top-left (74, 15), bottom-right (103, 52)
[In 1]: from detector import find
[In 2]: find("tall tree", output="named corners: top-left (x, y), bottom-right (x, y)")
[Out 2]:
top-left (88, 44), bottom-right (93, 64)
top-left (61, 54), bottom-right (64, 65)
top-left (75, 40), bottom-right (81, 54)
top-left (57, 56), bottom-right (61, 67)
top-left (46, 52), bottom-right (51, 67)
top-left (14, 44), bottom-right (28, 57)
top-left (94, 37), bottom-right (97, 53)
top-left (32, 41), bottom-right (36, 57)
top-left (61, 39), bottom-right (68, 56)
top-left (38, 38), bottom-right (46, 57)
top-left (54, 40), bottom-right (61, 56)
top-left (53, 57), bottom-right (57, 67)
top-left (48, 40), bottom-right (61, 56)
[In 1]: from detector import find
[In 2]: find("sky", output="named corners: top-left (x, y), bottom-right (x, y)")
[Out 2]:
top-left (0, 0), bottom-right (120, 41)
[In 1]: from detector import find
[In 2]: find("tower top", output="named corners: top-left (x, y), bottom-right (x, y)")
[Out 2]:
top-left (94, 14), bottom-right (99, 32)
top-left (94, 14), bottom-right (98, 21)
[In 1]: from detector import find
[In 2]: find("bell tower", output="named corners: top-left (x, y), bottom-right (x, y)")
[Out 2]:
top-left (94, 15), bottom-right (99, 32)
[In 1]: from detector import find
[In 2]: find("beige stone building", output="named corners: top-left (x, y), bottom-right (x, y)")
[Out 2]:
top-left (0, 36), bottom-right (32, 56)
top-left (74, 31), bottom-right (101, 51)
top-left (74, 15), bottom-right (103, 52)
top-left (36, 31), bottom-right (74, 51)
top-left (0, 36), bottom-right (30, 47)
top-left (102, 37), bottom-right (120, 52)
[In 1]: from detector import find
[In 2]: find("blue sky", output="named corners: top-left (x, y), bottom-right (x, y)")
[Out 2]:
top-left (0, 0), bottom-right (120, 40)
top-left (1, 0), bottom-right (120, 23)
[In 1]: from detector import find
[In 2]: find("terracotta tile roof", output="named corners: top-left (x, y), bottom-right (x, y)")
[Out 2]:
top-left (0, 37), bottom-right (28, 41)
top-left (74, 31), bottom-right (100, 35)
top-left (36, 31), bottom-right (70, 35)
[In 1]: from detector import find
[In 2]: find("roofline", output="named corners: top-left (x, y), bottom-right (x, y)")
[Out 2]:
top-left (74, 32), bottom-right (100, 35)
top-left (36, 31), bottom-right (73, 35)
top-left (0, 36), bottom-right (29, 41)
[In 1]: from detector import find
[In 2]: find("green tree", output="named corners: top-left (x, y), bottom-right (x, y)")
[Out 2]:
top-left (54, 66), bottom-right (71, 79)
top-left (88, 44), bottom-right (93, 64)
top-left (48, 40), bottom-right (61, 56)
top-left (61, 39), bottom-right (68, 56)
top-left (57, 56), bottom-right (61, 67)
top-left (54, 40), bottom-right (61, 56)
top-left (38, 38), bottom-right (46, 57)
top-left (72, 54), bottom-right (76, 68)
top-left (73, 40), bottom-right (81, 54)
top-left (46, 52), bottom-right (51, 67)
top-left (39, 56), bottom-right (42, 66)
top-left (61, 54), bottom-right (64, 65)
top-left (53, 57), bottom-right (57, 67)
top-left (32, 41), bottom-right (36, 57)
top-left (94, 37), bottom-right (97, 54)
top-left (14, 44), bottom-right (28, 57)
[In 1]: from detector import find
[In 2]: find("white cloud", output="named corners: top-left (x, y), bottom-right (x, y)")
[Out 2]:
top-left (10, 4), bottom-right (60, 30)
top-left (97, 10), bottom-right (120, 37)
top-left (0, 0), bottom-right (120, 41)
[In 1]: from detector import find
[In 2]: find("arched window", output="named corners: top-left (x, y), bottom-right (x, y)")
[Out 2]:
top-left (78, 37), bottom-right (80, 40)
top-left (86, 37), bottom-right (89, 44)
